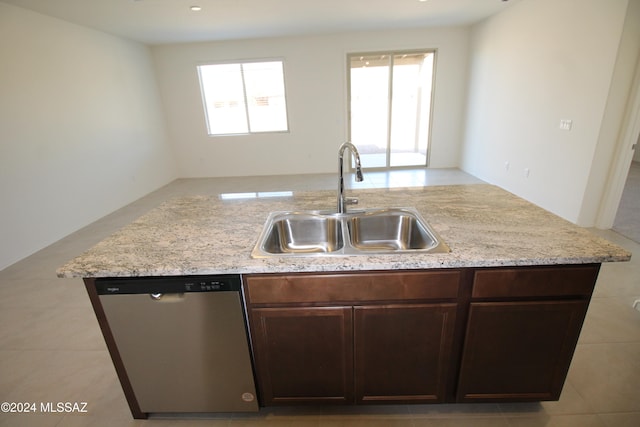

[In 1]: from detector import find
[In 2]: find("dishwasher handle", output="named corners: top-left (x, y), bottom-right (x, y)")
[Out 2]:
top-left (149, 293), bottom-right (185, 302)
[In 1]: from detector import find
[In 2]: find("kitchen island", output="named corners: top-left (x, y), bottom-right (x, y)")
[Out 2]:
top-left (57, 184), bottom-right (631, 419)
top-left (57, 185), bottom-right (630, 277)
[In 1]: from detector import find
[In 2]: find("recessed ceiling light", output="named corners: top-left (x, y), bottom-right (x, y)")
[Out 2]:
top-left (190, 5), bottom-right (202, 11)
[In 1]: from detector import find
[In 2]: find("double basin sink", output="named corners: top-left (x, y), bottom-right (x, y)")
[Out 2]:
top-left (251, 208), bottom-right (450, 258)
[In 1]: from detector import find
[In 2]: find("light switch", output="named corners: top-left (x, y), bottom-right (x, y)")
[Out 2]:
top-left (559, 119), bottom-right (573, 131)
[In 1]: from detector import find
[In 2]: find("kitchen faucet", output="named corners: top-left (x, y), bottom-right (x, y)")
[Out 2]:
top-left (337, 141), bottom-right (364, 213)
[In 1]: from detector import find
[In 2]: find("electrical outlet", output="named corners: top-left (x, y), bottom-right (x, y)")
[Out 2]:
top-left (505, 161), bottom-right (510, 171)
top-left (559, 119), bottom-right (573, 131)
top-left (524, 168), bottom-right (530, 178)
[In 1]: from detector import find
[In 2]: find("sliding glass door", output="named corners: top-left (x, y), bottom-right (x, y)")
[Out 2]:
top-left (348, 51), bottom-right (435, 169)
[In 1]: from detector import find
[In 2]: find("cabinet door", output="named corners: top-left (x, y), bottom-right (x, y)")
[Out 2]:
top-left (457, 300), bottom-right (589, 402)
top-left (250, 306), bottom-right (354, 405)
top-left (354, 304), bottom-right (457, 404)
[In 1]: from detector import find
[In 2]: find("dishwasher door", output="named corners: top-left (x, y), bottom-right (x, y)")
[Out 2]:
top-left (96, 276), bottom-right (258, 413)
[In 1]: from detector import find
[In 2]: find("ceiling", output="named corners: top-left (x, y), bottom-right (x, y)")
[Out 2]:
top-left (1, 0), bottom-right (521, 45)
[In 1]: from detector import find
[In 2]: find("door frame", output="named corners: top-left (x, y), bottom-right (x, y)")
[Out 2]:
top-left (346, 49), bottom-right (437, 170)
top-left (596, 53), bottom-right (640, 229)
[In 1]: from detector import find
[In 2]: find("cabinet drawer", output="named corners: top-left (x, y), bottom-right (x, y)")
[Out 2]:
top-left (472, 265), bottom-right (599, 299)
top-left (244, 270), bottom-right (461, 304)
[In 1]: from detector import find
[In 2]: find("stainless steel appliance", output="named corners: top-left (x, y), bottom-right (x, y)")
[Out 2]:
top-left (95, 275), bottom-right (258, 414)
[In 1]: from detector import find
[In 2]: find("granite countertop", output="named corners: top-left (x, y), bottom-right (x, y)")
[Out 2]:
top-left (56, 184), bottom-right (631, 278)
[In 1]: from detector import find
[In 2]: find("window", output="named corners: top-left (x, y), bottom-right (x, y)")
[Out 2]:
top-left (197, 60), bottom-right (289, 135)
top-left (348, 50), bottom-right (436, 168)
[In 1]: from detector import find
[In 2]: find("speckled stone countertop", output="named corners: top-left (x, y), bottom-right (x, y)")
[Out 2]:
top-left (56, 185), bottom-right (631, 278)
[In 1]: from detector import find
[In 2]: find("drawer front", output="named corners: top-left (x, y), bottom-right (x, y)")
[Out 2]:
top-left (244, 270), bottom-right (461, 304)
top-left (472, 265), bottom-right (599, 299)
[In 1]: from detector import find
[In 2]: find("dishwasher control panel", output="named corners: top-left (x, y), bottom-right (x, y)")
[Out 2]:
top-left (95, 274), bottom-right (242, 295)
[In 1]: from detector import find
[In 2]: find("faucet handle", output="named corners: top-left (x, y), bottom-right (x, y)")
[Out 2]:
top-left (344, 197), bottom-right (359, 206)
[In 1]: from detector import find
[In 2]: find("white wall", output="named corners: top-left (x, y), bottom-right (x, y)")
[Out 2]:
top-left (460, 0), bottom-right (631, 224)
top-left (0, 3), bottom-right (177, 270)
top-left (152, 27), bottom-right (470, 177)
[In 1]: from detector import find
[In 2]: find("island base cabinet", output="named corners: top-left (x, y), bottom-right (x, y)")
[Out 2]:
top-left (249, 304), bottom-right (458, 406)
top-left (244, 266), bottom-right (599, 407)
top-left (456, 300), bottom-right (589, 402)
top-left (244, 271), bottom-right (462, 407)
top-left (355, 304), bottom-right (457, 404)
top-left (250, 307), bottom-right (354, 405)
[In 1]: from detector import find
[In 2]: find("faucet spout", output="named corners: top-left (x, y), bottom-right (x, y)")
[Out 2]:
top-left (338, 142), bottom-right (364, 214)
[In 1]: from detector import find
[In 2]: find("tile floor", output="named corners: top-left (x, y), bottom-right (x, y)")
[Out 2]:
top-left (1, 169), bottom-right (639, 427)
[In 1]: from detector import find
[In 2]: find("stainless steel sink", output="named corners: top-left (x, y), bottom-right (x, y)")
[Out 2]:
top-left (259, 213), bottom-right (344, 254)
top-left (252, 208), bottom-right (449, 258)
top-left (347, 209), bottom-right (439, 251)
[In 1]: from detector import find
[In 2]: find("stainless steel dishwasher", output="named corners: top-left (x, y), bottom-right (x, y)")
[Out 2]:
top-left (95, 275), bottom-right (258, 414)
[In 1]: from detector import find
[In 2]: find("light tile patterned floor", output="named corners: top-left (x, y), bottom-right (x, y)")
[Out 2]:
top-left (1, 169), bottom-right (638, 427)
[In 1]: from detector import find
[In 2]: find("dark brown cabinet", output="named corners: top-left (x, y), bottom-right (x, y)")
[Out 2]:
top-left (456, 300), bottom-right (589, 402)
top-left (243, 265), bottom-right (600, 407)
top-left (244, 271), bottom-right (462, 406)
top-left (354, 303), bottom-right (457, 404)
top-left (456, 265), bottom-right (599, 403)
top-left (249, 306), bottom-right (354, 405)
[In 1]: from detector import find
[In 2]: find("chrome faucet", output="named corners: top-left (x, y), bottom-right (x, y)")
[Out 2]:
top-left (337, 141), bottom-right (364, 213)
